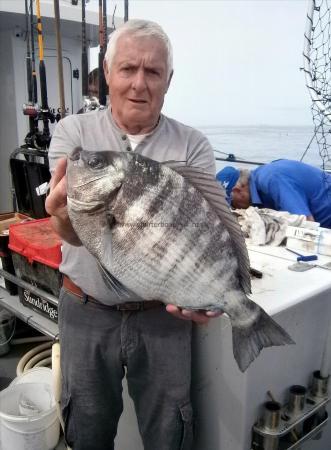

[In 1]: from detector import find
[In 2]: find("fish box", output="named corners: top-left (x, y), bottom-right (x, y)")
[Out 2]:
top-left (8, 218), bottom-right (62, 323)
top-left (0, 213), bottom-right (31, 295)
top-left (286, 225), bottom-right (331, 257)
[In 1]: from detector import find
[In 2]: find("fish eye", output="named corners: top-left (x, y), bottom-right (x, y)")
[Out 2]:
top-left (87, 154), bottom-right (106, 170)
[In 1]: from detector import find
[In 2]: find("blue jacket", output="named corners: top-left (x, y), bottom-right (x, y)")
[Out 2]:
top-left (249, 159), bottom-right (331, 228)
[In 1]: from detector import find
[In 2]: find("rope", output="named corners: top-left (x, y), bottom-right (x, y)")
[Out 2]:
top-left (303, 0), bottom-right (331, 169)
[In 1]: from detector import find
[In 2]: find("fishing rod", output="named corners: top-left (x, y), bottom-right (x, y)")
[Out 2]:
top-left (82, 0), bottom-right (88, 98)
top-left (80, 0), bottom-right (99, 112)
top-left (103, 0), bottom-right (107, 45)
top-left (23, 0), bottom-right (38, 146)
top-left (30, 0), bottom-right (38, 106)
top-left (54, 0), bottom-right (66, 119)
top-left (124, 0), bottom-right (129, 22)
top-left (35, 0), bottom-right (55, 149)
top-left (111, 4), bottom-right (117, 30)
top-left (25, 0), bottom-right (33, 108)
top-left (98, 0), bottom-right (107, 107)
top-left (23, 0), bottom-right (45, 148)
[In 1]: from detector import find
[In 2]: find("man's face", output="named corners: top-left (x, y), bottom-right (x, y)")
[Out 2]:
top-left (231, 184), bottom-right (251, 209)
top-left (104, 34), bottom-right (171, 134)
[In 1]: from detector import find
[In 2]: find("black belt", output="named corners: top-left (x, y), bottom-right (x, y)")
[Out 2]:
top-left (62, 275), bottom-right (164, 311)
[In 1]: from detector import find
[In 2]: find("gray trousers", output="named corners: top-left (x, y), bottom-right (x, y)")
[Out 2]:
top-left (58, 288), bottom-right (193, 450)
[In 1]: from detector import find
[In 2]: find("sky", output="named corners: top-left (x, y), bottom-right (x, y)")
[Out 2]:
top-left (90, 0), bottom-right (312, 128)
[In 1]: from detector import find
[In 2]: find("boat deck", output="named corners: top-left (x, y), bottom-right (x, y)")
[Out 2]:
top-left (1, 245), bottom-right (331, 449)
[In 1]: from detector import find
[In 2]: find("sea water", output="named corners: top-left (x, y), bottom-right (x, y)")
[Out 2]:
top-left (197, 125), bottom-right (329, 172)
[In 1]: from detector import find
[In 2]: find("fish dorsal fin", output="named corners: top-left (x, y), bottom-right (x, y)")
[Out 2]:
top-left (165, 163), bottom-right (251, 294)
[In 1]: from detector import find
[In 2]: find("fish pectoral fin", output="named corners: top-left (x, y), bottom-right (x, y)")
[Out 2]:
top-left (98, 263), bottom-right (137, 300)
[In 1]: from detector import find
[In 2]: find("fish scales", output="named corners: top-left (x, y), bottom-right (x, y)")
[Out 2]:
top-left (115, 184), bottom-right (226, 299)
top-left (117, 175), bottom-right (209, 290)
top-left (67, 148), bottom-right (294, 372)
top-left (115, 188), bottom-right (192, 297)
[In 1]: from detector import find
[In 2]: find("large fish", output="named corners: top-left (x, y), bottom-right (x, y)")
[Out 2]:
top-left (66, 148), bottom-right (294, 372)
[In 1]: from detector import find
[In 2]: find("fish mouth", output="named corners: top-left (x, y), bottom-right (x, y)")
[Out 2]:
top-left (67, 185), bottom-right (121, 214)
top-left (69, 175), bottom-right (109, 189)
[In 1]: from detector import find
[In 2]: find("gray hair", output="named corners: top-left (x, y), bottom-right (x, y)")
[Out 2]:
top-left (237, 169), bottom-right (250, 187)
top-left (104, 19), bottom-right (173, 81)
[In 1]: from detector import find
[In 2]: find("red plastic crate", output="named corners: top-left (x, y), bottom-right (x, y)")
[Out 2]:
top-left (8, 218), bottom-right (61, 268)
top-left (8, 218), bottom-right (62, 323)
top-left (0, 212), bottom-right (32, 295)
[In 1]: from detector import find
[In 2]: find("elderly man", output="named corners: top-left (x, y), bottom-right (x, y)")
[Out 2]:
top-left (46, 19), bottom-right (219, 450)
top-left (217, 159), bottom-right (331, 228)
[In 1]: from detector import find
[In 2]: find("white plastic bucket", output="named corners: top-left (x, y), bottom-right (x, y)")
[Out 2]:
top-left (0, 382), bottom-right (60, 450)
top-left (10, 367), bottom-right (53, 388)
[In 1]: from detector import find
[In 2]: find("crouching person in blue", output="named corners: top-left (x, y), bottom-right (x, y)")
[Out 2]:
top-left (45, 19), bottom-right (220, 450)
top-left (216, 159), bottom-right (331, 228)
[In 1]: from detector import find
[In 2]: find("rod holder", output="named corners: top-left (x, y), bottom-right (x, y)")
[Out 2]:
top-left (260, 401), bottom-right (281, 431)
top-left (287, 385), bottom-right (307, 441)
top-left (251, 371), bottom-right (330, 450)
top-left (309, 371), bottom-right (329, 440)
top-left (256, 401), bottom-right (281, 450)
top-left (287, 385), bottom-right (307, 418)
top-left (310, 371), bottom-right (329, 399)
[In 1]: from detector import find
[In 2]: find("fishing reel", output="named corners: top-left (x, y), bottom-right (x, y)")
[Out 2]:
top-left (24, 130), bottom-right (51, 151)
top-left (23, 103), bottom-right (58, 123)
top-left (23, 102), bottom-right (59, 150)
top-left (23, 102), bottom-right (39, 118)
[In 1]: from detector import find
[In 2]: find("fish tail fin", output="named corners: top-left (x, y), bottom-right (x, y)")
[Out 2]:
top-left (232, 309), bottom-right (294, 372)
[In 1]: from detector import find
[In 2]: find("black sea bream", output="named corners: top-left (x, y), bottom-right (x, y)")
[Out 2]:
top-left (66, 148), bottom-right (294, 372)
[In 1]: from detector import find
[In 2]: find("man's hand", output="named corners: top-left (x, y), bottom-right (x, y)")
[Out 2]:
top-left (45, 158), bottom-right (81, 246)
top-left (46, 158), bottom-right (68, 216)
top-left (166, 304), bottom-right (222, 325)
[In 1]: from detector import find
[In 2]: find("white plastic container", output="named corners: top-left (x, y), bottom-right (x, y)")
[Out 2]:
top-left (286, 225), bottom-right (331, 256)
top-left (10, 367), bottom-right (53, 388)
top-left (0, 382), bottom-right (60, 450)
